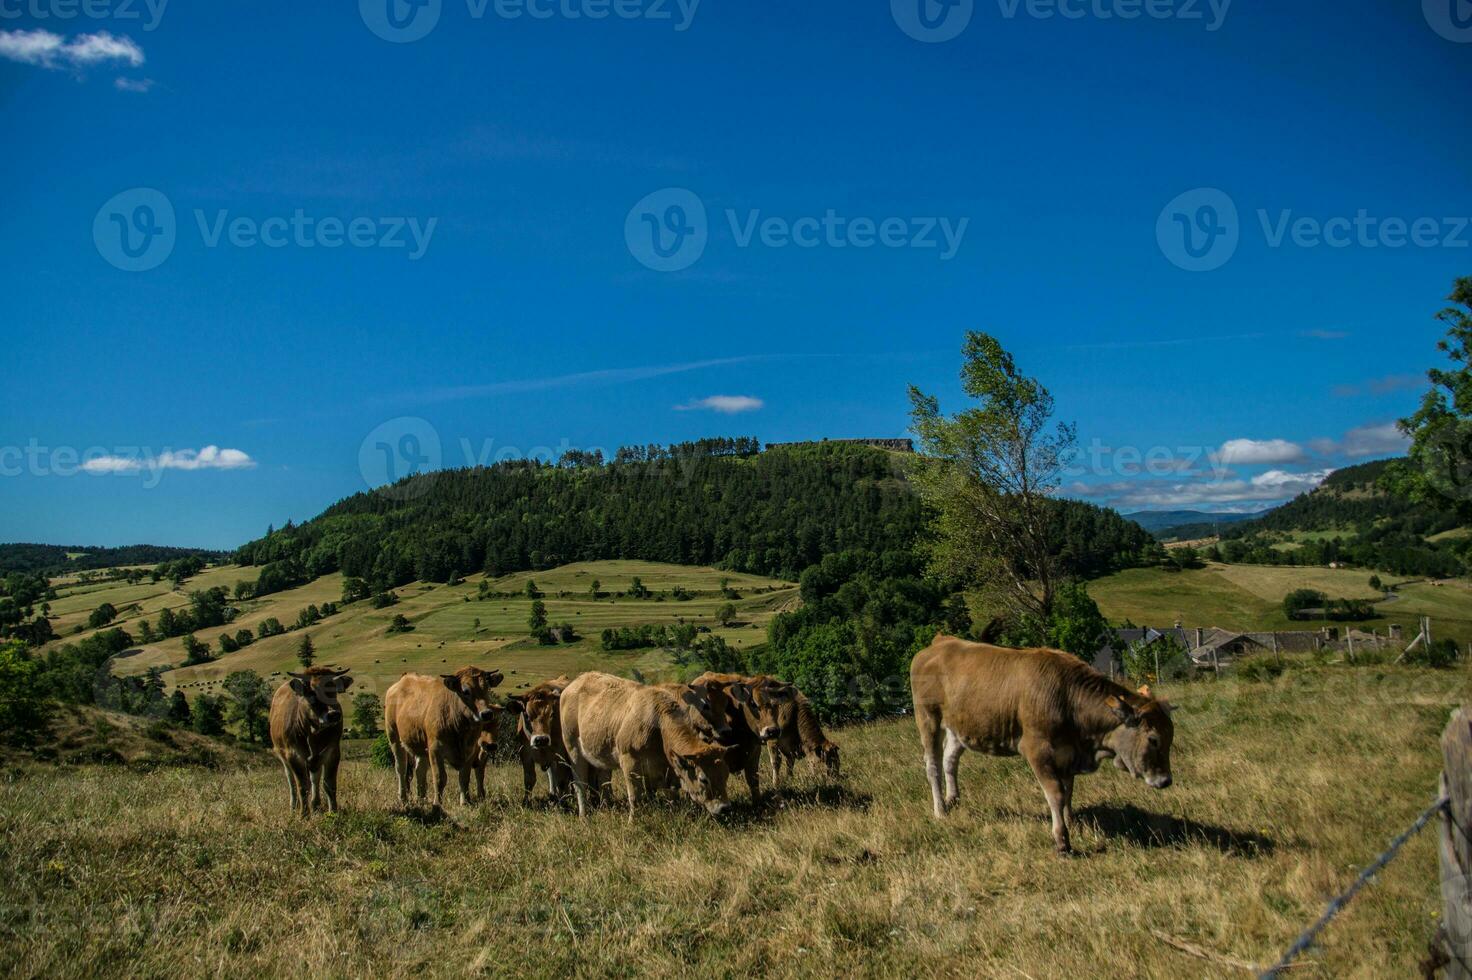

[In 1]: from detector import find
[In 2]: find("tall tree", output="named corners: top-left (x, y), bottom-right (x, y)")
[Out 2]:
top-left (296, 634), bottom-right (315, 668)
top-left (222, 670), bottom-right (270, 742)
top-left (908, 332), bottom-right (1077, 622)
top-left (1396, 275), bottom-right (1472, 520)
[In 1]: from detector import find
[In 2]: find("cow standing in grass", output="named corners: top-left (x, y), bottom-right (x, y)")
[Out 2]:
top-left (385, 666), bottom-right (504, 808)
top-left (269, 667), bottom-right (353, 818)
top-left (694, 672), bottom-right (796, 799)
top-left (911, 635), bottom-right (1175, 854)
top-left (560, 672), bottom-right (732, 819)
top-left (501, 676), bottom-right (574, 804)
top-left (770, 690), bottom-right (840, 787)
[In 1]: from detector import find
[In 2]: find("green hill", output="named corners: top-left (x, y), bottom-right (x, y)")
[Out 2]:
top-left (1208, 459), bottom-right (1467, 577)
top-left (0, 543), bottom-right (225, 577)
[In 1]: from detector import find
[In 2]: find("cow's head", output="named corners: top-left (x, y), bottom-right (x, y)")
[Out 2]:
top-left (288, 668), bottom-right (353, 731)
top-left (671, 744), bottom-right (732, 816)
top-left (442, 666), bottom-right (504, 724)
top-left (730, 676), bottom-right (795, 742)
top-left (502, 684), bottom-right (563, 751)
top-left (474, 728), bottom-right (497, 765)
top-left (1103, 687), bottom-right (1175, 790)
top-left (680, 679), bottom-right (734, 743)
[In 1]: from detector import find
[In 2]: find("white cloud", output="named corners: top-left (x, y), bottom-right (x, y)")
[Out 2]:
top-left (1217, 438), bottom-right (1305, 465)
top-left (1079, 468), bottom-right (1334, 510)
top-left (114, 76), bottom-right (154, 93)
top-left (81, 445), bottom-right (256, 474)
top-left (1337, 422), bottom-right (1409, 459)
top-left (0, 30), bottom-right (143, 70)
top-left (674, 395), bottom-right (764, 414)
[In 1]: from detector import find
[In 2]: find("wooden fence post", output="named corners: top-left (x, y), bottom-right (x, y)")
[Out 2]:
top-left (1439, 707), bottom-right (1472, 977)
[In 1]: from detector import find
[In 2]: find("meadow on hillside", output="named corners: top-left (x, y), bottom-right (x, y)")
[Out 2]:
top-left (1, 665), bottom-right (1465, 977)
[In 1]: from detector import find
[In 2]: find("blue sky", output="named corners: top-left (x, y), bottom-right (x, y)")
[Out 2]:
top-left (1, 0), bottom-right (1469, 548)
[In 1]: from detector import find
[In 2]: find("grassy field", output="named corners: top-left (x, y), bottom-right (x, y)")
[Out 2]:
top-left (1090, 562), bottom-right (1472, 647)
top-left (1, 664), bottom-right (1466, 977)
top-left (47, 561), bottom-right (796, 709)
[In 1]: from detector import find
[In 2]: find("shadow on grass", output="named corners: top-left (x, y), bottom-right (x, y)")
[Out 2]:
top-left (718, 783), bottom-right (873, 828)
top-left (389, 802), bottom-right (457, 827)
top-left (1075, 803), bottom-right (1276, 856)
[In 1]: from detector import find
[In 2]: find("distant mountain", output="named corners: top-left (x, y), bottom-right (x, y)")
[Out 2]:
top-left (1211, 458), bottom-right (1468, 577)
top-left (0, 543), bottom-right (225, 577)
top-left (1124, 510), bottom-right (1266, 536)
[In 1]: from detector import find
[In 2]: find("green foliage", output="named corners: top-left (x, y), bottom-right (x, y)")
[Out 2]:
top-left (0, 641), bottom-right (51, 746)
top-left (1284, 589), bottom-right (1327, 620)
top-left (1396, 275), bottom-right (1472, 520)
top-left (352, 693), bottom-right (382, 736)
top-left (1236, 656), bottom-right (1288, 682)
top-left (0, 543), bottom-right (219, 577)
top-left (527, 600), bottom-right (547, 632)
top-left (222, 671), bottom-right (270, 742)
top-left (386, 614), bottom-right (413, 635)
top-left (167, 689), bottom-right (191, 724)
top-left (371, 592), bottom-right (398, 610)
top-left (181, 634), bottom-right (213, 666)
top-left (191, 694), bottom-right (226, 736)
top-left (87, 602), bottom-right (118, 630)
top-left (370, 731), bottom-right (394, 768)
top-left (1405, 637), bottom-right (1461, 669)
top-left (1121, 635), bottom-right (1193, 683)
top-left (601, 623), bottom-right (698, 651)
top-left (257, 617), bottom-right (286, 638)
top-left (296, 634), bottom-right (314, 668)
top-left (716, 602), bottom-right (738, 626)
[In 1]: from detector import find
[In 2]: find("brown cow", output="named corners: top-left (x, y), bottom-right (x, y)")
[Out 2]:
top-left (269, 667), bottom-right (353, 817)
top-left (655, 679), bottom-right (734, 743)
top-left (911, 635), bottom-right (1175, 854)
top-left (501, 676), bottom-right (574, 804)
top-left (770, 691), bottom-right (840, 787)
top-left (692, 672), bottom-right (796, 799)
top-left (560, 672), bottom-right (731, 818)
top-left (385, 666), bottom-right (504, 807)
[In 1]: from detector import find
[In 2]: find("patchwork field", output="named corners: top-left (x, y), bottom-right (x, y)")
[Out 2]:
top-left (46, 561), bottom-right (796, 709)
top-left (1090, 562), bottom-right (1472, 647)
top-left (1, 665), bottom-right (1466, 977)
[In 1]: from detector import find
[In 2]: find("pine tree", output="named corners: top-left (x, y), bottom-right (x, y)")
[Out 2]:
top-left (297, 634), bottom-right (314, 668)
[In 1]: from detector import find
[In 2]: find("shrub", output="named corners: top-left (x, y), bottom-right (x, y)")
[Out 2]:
top-left (370, 732), bottom-right (395, 768)
top-left (1405, 638), bottom-right (1460, 669)
top-left (1236, 656), bottom-right (1287, 682)
top-left (0, 641), bottom-right (51, 747)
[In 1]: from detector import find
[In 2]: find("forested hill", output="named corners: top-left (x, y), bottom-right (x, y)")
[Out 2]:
top-left (0, 543), bottom-right (225, 576)
top-left (231, 442), bottom-right (1158, 590)
top-left (1211, 458), bottom-right (1469, 576)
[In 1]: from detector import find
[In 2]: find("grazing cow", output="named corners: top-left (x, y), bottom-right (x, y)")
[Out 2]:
top-left (560, 672), bottom-right (731, 818)
top-left (384, 666), bottom-right (504, 807)
top-left (501, 676), bottom-right (574, 804)
top-left (911, 635), bottom-right (1175, 854)
top-left (269, 667), bottom-right (353, 817)
top-left (693, 672), bottom-right (796, 798)
top-left (770, 691), bottom-right (840, 787)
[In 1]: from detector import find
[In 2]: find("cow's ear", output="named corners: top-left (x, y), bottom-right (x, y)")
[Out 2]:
top-left (1106, 696), bottom-right (1138, 727)
top-left (729, 682), bottom-right (752, 705)
top-left (336, 676), bottom-right (354, 692)
top-left (289, 677), bottom-right (310, 696)
top-left (502, 696), bottom-right (525, 715)
top-left (442, 674), bottom-right (462, 692)
top-left (483, 669), bottom-right (504, 688)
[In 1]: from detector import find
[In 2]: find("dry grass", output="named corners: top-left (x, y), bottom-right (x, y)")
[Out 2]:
top-left (2, 664), bottom-right (1467, 977)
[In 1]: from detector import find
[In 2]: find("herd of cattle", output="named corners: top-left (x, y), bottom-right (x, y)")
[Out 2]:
top-left (268, 633), bottom-right (1175, 853)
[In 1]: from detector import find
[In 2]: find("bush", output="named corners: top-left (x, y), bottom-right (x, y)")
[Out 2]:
top-left (1405, 638), bottom-right (1460, 669)
top-left (370, 732), bottom-right (395, 768)
top-left (1121, 636), bottom-right (1193, 683)
top-left (1236, 656), bottom-right (1288, 682)
top-left (0, 641), bottom-right (51, 747)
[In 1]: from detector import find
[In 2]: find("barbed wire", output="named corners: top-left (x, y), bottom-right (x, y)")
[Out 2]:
top-left (1259, 795), bottom-right (1451, 978)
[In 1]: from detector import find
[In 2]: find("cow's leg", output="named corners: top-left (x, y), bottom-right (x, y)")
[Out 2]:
top-left (569, 755), bottom-right (593, 818)
top-left (521, 748), bottom-right (537, 804)
top-left (279, 756), bottom-right (300, 813)
top-left (769, 744), bottom-right (783, 790)
top-left (286, 756), bottom-right (312, 818)
top-left (391, 740), bottom-right (412, 802)
top-left (1021, 737), bottom-right (1072, 855)
top-left (474, 761), bottom-right (487, 802)
top-left (414, 753), bottom-right (429, 801)
top-left (942, 728), bottom-right (965, 809)
top-left (323, 748), bottom-right (341, 814)
top-left (429, 750), bottom-right (449, 808)
top-left (309, 763), bottom-right (323, 812)
top-left (1060, 772), bottom-right (1075, 836)
top-left (918, 711), bottom-right (947, 818)
top-left (619, 758), bottom-right (640, 822)
top-left (457, 763), bottom-right (473, 806)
